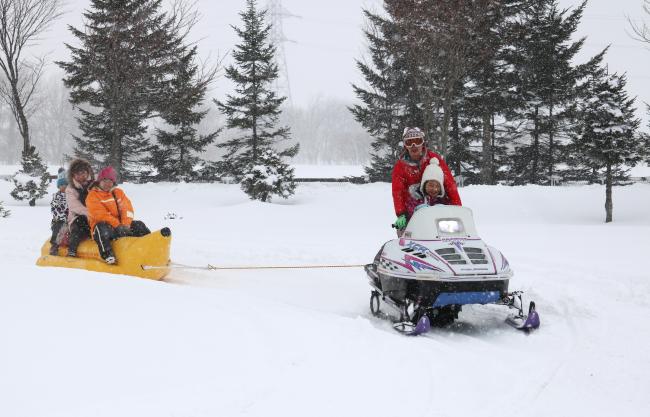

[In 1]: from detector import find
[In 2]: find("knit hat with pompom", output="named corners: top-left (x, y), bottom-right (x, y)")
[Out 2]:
top-left (97, 166), bottom-right (117, 183)
top-left (419, 158), bottom-right (445, 197)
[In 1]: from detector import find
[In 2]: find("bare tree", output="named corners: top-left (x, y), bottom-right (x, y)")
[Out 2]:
top-left (30, 71), bottom-right (78, 162)
top-left (167, 0), bottom-right (221, 91)
top-left (168, 0), bottom-right (200, 42)
top-left (629, 0), bottom-right (650, 44)
top-left (0, 0), bottom-right (63, 155)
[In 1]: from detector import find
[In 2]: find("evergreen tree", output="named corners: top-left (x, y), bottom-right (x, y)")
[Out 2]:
top-left (561, 49), bottom-right (610, 184)
top-left (148, 45), bottom-right (219, 181)
top-left (0, 201), bottom-right (10, 218)
top-left (446, 98), bottom-right (480, 181)
top-left (376, 0), bottom-right (506, 156)
top-left (508, 0), bottom-right (598, 184)
top-left (241, 149), bottom-right (296, 202)
top-left (10, 146), bottom-right (50, 207)
top-left (573, 70), bottom-right (642, 222)
top-left (461, 0), bottom-right (524, 184)
top-left (351, 8), bottom-right (421, 182)
top-left (59, 0), bottom-right (179, 179)
top-left (215, 0), bottom-right (298, 181)
top-left (353, 1), bottom-right (517, 182)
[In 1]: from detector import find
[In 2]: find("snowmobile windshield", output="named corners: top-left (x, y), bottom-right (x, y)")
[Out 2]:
top-left (437, 219), bottom-right (464, 236)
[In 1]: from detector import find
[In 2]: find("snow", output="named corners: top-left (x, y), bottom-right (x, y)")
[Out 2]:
top-left (0, 165), bottom-right (61, 176)
top-left (1, 174), bottom-right (650, 417)
top-left (630, 162), bottom-right (650, 178)
top-left (292, 164), bottom-right (365, 178)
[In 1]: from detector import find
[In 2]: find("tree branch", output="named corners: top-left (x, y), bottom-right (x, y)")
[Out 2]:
top-left (0, 0), bottom-right (63, 150)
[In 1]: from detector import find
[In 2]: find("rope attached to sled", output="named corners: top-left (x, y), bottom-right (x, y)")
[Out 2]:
top-left (141, 262), bottom-right (366, 271)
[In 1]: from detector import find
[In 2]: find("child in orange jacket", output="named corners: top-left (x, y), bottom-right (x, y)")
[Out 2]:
top-left (86, 166), bottom-right (150, 264)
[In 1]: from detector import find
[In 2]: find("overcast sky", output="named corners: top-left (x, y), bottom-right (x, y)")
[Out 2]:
top-left (37, 0), bottom-right (650, 122)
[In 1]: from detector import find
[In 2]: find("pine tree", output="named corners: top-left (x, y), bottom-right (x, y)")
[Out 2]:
top-left (445, 98), bottom-right (479, 181)
top-left (561, 49), bottom-right (610, 184)
top-left (148, 45), bottom-right (219, 181)
top-left (460, 1), bottom-right (524, 184)
top-left (573, 70), bottom-right (642, 222)
top-left (59, 0), bottom-right (179, 179)
top-left (387, 0), bottom-right (509, 156)
top-left (241, 149), bottom-right (296, 202)
top-left (351, 6), bottom-right (424, 182)
top-left (508, 0), bottom-right (598, 184)
top-left (352, 1), bottom-right (517, 182)
top-left (215, 0), bottom-right (298, 181)
top-left (10, 146), bottom-right (51, 207)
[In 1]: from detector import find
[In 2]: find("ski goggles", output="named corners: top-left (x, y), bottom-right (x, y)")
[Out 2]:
top-left (404, 137), bottom-right (424, 147)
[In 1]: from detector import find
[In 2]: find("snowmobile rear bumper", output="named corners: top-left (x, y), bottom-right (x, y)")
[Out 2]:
top-left (377, 270), bottom-right (509, 306)
top-left (432, 291), bottom-right (502, 307)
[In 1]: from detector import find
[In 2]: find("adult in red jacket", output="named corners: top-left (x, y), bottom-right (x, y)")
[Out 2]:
top-left (392, 127), bottom-right (462, 229)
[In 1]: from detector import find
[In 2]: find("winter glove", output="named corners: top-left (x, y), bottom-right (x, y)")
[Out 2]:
top-left (115, 224), bottom-right (132, 237)
top-left (394, 214), bottom-right (407, 229)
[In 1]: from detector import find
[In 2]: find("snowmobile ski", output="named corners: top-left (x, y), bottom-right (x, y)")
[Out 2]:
top-left (506, 301), bottom-right (540, 331)
top-left (393, 316), bottom-right (431, 335)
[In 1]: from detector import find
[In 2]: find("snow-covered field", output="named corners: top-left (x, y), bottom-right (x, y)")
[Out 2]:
top-left (1, 173), bottom-right (649, 417)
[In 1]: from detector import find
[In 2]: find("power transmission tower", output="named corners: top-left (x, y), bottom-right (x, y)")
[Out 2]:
top-left (266, 0), bottom-right (299, 105)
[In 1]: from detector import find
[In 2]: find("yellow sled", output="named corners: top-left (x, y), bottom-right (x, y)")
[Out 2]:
top-left (36, 228), bottom-right (171, 280)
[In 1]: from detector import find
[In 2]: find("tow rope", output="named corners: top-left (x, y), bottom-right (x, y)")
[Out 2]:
top-left (141, 262), bottom-right (366, 271)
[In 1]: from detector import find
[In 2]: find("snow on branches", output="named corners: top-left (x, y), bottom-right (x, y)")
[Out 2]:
top-left (240, 149), bottom-right (296, 202)
top-left (10, 146), bottom-right (51, 206)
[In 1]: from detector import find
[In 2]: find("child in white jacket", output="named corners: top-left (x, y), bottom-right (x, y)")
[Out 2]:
top-left (49, 177), bottom-right (69, 255)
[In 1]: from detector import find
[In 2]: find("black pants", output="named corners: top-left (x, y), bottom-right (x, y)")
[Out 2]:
top-left (129, 220), bottom-right (150, 237)
top-left (93, 221), bottom-right (150, 260)
top-left (50, 220), bottom-right (66, 245)
top-left (68, 216), bottom-right (91, 253)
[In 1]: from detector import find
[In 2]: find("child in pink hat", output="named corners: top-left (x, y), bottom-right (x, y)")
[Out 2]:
top-left (86, 166), bottom-right (150, 264)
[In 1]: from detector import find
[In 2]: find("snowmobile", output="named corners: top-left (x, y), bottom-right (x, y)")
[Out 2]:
top-left (365, 205), bottom-right (539, 335)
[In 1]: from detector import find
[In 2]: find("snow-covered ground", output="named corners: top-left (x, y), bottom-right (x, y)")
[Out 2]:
top-left (1, 173), bottom-right (649, 417)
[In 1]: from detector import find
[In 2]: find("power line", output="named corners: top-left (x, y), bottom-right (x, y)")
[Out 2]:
top-left (266, 1), bottom-right (299, 105)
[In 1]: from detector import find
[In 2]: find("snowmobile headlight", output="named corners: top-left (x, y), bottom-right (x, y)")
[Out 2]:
top-left (437, 219), bottom-right (464, 235)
